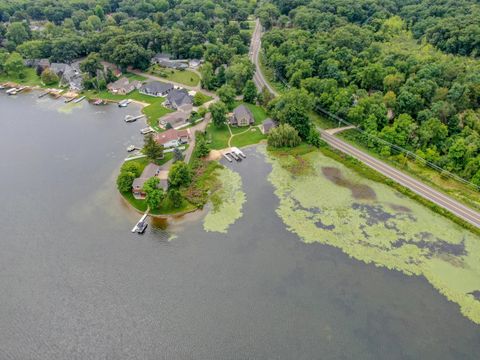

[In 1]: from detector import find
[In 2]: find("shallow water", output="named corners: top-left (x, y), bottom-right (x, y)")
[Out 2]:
top-left (0, 92), bottom-right (479, 359)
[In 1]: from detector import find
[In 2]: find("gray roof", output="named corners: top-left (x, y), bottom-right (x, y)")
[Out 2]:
top-left (262, 118), bottom-right (277, 133)
top-left (233, 104), bottom-right (253, 120)
top-left (166, 89), bottom-right (193, 108)
top-left (140, 81), bottom-right (173, 94)
top-left (132, 164), bottom-right (161, 190)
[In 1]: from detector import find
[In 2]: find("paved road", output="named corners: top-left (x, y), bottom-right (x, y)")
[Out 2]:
top-left (250, 19), bottom-right (278, 96)
top-left (250, 19), bottom-right (480, 228)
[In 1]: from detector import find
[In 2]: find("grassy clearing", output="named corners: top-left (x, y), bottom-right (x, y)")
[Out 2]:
top-left (124, 72), bottom-right (147, 81)
top-left (149, 65), bottom-right (200, 86)
top-left (205, 123), bottom-right (230, 149)
top-left (231, 127), bottom-right (266, 148)
top-left (0, 67), bottom-right (48, 87)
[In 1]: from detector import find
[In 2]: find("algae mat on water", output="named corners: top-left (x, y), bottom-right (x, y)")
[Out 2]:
top-left (203, 167), bottom-right (246, 233)
top-left (264, 147), bottom-right (480, 324)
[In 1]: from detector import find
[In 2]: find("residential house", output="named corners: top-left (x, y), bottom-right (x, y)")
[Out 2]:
top-left (230, 104), bottom-right (254, 127)
top-left (140, 81), bottom-right (174, 97)
top-left (154, 128), bottom-right (191, 148)
top-left (152, 53), bottom-right (188, 70)
top-left (132, 163), bottom-right (161, 199)
top-left (159, 110), bottom-right (191, 130)
top-left (261, 118), bottom-right (277, 134)
top-left (164, 89), bottom-right (193, 110)
top-left (50, 62), bottom-right (83, 91)
top-left (107, 77), bottom-right (142, 95)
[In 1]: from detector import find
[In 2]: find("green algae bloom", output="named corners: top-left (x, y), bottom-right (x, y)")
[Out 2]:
top-left (263, 147), bottom-right (480, 324)
top-left (203, 167), bottom-right (246, 233)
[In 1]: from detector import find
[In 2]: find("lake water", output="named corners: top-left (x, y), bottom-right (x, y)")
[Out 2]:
top-left (0, 92), bottom-right (479, 359)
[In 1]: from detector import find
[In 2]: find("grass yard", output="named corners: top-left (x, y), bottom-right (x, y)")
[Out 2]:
top-left (143, 103), bottom-right (173, 131)
top-left (0, 67), bottom-right (47, 87)
top-left (231, 127), bottom-right (267, 148)
top-left (124, 72), bottom-right (148, 81)
top-left (149, 65), bottom-right (200, 86)
top-left (205, 123), bottom-right (231, 149)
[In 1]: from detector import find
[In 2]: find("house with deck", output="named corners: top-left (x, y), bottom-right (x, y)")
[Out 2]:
top-left (140, 81), bottom-right (174, 97)
top-left (49, 62), bottom-right (83, 90)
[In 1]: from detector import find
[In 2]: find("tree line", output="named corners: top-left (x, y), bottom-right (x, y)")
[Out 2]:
top-left (0, 0), bottom-right (254, 70)
top-left (260, 0), bottom-right (480, 184)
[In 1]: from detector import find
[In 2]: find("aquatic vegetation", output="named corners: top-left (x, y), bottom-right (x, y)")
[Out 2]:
top-left (264, 147), bottom-right (480, 324)
top-left (203, 167), bottom-right (246, 233)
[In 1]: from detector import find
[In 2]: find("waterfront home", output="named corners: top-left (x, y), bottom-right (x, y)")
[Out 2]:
top-left (164, 89), bottom-right (193, 110)
top-left (154, 128), bottom-right (190, 148)
top-left (50, 62), bottom-right (83, 91)
top-left (140, 81), bottom-right (174, 97)
top-left (107, 77), bottom-right (142, 95)
top-left (261, 118), bottom-right (277, 134)
top-left (159, 109), bottom-right (191, 129)
top-left (230, 104), bottom-right (254, 127)
top-left (132, 163), bottom-right (161, 199)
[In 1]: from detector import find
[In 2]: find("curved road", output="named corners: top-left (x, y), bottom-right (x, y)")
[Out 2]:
top-left (250, 19), bottom-right (480, 228)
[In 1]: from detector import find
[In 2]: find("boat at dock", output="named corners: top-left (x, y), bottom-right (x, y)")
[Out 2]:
top-left (229, 152), bottom-right (242, 162)
top-left (38, 92), bottom-right (49, 98)
top-left (64, 97), bottom-right (75, 103)
top-left (127, 145), bottom-right (136, 152)
top-left (131, 213), bottom-right (149, 234)
top-left (140, 127), bottom-right (154, 135)
top-left (223, 153), bottom-right (233, 162)
top-left (124, 114), bottom-right (145, 123)
top-left (6, 88), bottom-right (18, 95)
top-left (73, 96), bottom-right (85, 103)
top-left (118, 99), bottom-right (132, 107)
top-left (231, 147), bottom-right (246, 158)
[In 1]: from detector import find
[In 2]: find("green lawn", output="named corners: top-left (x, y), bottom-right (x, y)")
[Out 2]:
top-left (231, 127), bottom-right (267, 148)
top-left (124, 72), bottom-right (148, 81)
top-left (0, 67), bottom-right (47, 87)
top-left (205, 123), bottom-right (231, 149)
top-left (149, 65), bottom-right (200, 86)
top-left (143, 103), bottom-right (173, 131)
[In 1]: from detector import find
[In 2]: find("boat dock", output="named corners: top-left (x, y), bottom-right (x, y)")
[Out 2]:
top-left (131, 212), bottom-right (149, 234)
top-left (74, 96), bottom-right (86, 103)
top-left (140, 127), bottom-right (154, 135)
top-left (125, 114), bottom-right (145, 122)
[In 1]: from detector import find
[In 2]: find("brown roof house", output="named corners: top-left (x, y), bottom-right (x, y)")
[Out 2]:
top-left (132, 163), bottom-right (161, 199)
top-left (230, 104), bottom-right (254, 127)
top-left (107, 77), bottom-right (142, 95)
top-left (154, 128), bottom-right (191, 148)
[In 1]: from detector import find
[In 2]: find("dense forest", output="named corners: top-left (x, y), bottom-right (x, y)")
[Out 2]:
top-left (0, 0), bottom-right (254, 69)
top-left (259, 0), bottom-right (480, 184)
